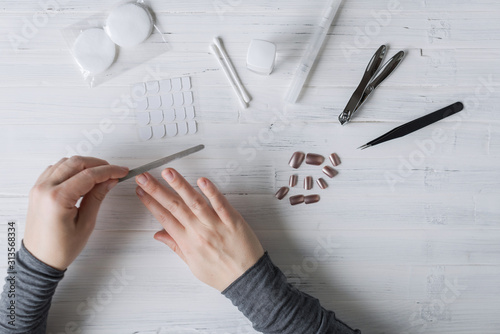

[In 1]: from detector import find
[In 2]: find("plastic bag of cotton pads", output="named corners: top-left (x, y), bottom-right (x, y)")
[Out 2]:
top-left (61, 0), bottom-right (168, 87)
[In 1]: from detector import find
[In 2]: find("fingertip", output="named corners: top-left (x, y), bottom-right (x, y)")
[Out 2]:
top-left (119, 166), bottom-right (129, 173)
top-left (162, 168), bottom-right (175, 182)
top-left (136, 173), bottom-right (148, 186)
top-left (106, 179), bottom-right (119, 191)
top-left (197, 177), bottom-right (208, 189)
top-left (153, 230), bottom-right (169, 244)
top-left (136, 186), bottom-right (145, 197)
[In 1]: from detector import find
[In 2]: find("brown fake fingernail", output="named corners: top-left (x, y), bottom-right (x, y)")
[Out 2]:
top-left (322, 166), bottom-right (338, 178)
top-left (305, 153), bottom-right (325, 166)
top-left (304, 176), bottom-right (313, 190)
top-left (289, 152), bottom-right (305, 169)
top-left (275, 187), bottom-right (290, 200)
top-left (316, 178), bottom-right (328, 189)
top-left (289, 195), bottom-right (305, 206)
top-left (289, 174), bottom-right (298, 187)
top-left (329, 153), bottom-right (341, 166)
top-left (304, 194), bottom-right (320, 204)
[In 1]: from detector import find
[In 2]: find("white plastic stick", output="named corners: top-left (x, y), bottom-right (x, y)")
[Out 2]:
top-left (210, 44), bottom-right (248, 109)
top-left (213, 37), bottom-right (251, 103)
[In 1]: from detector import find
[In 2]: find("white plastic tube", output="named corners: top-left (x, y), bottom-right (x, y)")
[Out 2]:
top-left (285, 0), bottom-right (342, 104)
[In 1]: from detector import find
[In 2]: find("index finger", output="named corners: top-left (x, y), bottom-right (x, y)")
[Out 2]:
top-left (56, 165), bottom-right (129, 207)
top-left (49, 156), bottom-right (110, 185)
top-left (35, 157), bottom-right (68, 185)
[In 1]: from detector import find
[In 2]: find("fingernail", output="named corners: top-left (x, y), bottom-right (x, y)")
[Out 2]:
top-left (317, 178), bottom-right (328, 189)
top-left (275, 186), bottom-right (289, 200)
top-left (137, 174), bottom-right (147, 185)
top-left (107, 180), bottom-right (118, 191)
top-left (136, 187), bottom-right (145, 197)
top-left (289, 174), bottom-right (298, 187)
top-left (305, 153), bottom-right (325, 166)
top-left (329, 153), bottom-right (341, 167)
top-left (304, 194), bottom-right (321, 204)
top-left (289, 195), bottom-right (305, 206)
top-left (164, 170), bottom-right (174, 182)
top-left (199, 178), bottom-right (208, 189)
top-left (322, 166), bottom-right (339, 178)
top-left (304, 176), bottom-right (313, 190)
top-left (120, 166), bottom-right (129, 172)
top-left (288, 152), bottom-right (305, 169)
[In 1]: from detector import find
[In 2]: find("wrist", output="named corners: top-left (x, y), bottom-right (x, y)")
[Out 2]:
top-left (22, 240), bottom-right (68, 272)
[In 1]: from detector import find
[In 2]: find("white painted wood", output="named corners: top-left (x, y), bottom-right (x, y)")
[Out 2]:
top-left (0, 0), bottom-right (499, 333)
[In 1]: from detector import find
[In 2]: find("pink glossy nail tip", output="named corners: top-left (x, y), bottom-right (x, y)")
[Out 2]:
top-left (289, 174), bottom-right (298, 187)
top-left (329, 153), bottom-right (341, 167)
top-left (289, 152), bottom-right (305, 169)
top-left (316, 178), bottom-right (328, 189)
top-left (304, 194), bottom-right (320, 204)
top-left (304, 176), bottom-right (313, 190)
top-left (275, 186), bottom-right (290, 200)
top-left (322, 166), bottom-right (338, 178)
top-left (289, 195), bottom-right (304, 206)
top-left (305, 153), bottom-right (325, 166)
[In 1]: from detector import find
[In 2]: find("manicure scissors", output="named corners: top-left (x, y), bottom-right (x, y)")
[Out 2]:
top-left (338, 45), bottom-right (405, 125)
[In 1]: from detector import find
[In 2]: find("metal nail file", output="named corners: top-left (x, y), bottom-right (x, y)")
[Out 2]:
top-left (118, 144), bottom-right (205, 182)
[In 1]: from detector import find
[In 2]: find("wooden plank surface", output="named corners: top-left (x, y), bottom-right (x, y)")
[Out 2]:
top-left (0, 0), bottom-right (499, 333)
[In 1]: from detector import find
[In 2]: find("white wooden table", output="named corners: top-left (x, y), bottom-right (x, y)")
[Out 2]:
top-left (1, 1), bottom-right (499, 333)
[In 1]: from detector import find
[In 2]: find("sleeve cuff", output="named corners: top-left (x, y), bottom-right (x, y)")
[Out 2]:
top-left (20, 241), bottom-right (67, 277)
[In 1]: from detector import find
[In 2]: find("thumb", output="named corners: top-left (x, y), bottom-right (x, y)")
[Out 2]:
top-left (77, 179), bottom-right (118, 231)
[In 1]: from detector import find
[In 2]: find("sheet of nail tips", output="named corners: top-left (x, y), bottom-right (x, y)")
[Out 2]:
top-left (131, 76), bottom-right (198, 141)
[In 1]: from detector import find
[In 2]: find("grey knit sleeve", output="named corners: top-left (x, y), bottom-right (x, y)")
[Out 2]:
top-left (222, 252), bottom-right (360, 334)
top-left (0, 241), bottom-right (65, 334)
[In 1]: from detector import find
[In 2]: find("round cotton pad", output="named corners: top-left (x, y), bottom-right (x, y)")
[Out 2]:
top-left (105, 3), bottom-right (153, 48)
top-left (73, 28), bottom-right (116, 74)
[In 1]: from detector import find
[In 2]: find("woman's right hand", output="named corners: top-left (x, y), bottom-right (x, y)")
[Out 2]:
top-left (135, 168), bottom-right (265, 292)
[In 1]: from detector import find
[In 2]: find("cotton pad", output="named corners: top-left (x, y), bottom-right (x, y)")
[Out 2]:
top-left (105, 3), bottom-right (153, 48)
top-left (73, 28), bottom-right (116, 74)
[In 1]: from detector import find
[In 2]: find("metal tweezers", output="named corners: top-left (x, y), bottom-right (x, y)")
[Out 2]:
top-left (338, 45), bottom-right (405, 125)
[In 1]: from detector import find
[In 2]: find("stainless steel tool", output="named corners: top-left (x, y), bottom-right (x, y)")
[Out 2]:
top-left (338, 45), bottom-right (405, 125)
top-left (118, 144), bottom-right (205, 183)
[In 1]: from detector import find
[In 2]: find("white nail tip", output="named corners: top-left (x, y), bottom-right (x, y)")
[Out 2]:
top-left (166, 123), bottom-right (178, 137)
top-left (139, 127), bottom-right (153, 141)
top-left (172, 77), bottom-right (182, 91)
top-left (188, 120), bottom-right (197, 134)
top-left (146, 80), bottom-right (159, 93)
top-left (178, 122), bottom-right (188, 135)
top-left (163, 109), bottom-right (176, 122)
top-left (136, 98), bottom-right (148, 111)
top-left (152, 124), bottom-right (166, 139)
top-left (147, 96), bottom-right (161, 110)
top-left (136, 112), bottom-right (150, 126)
top-left (150, 110), bottom-right (163, 124)
top-left (185, 106), bottom-right (195, 120)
